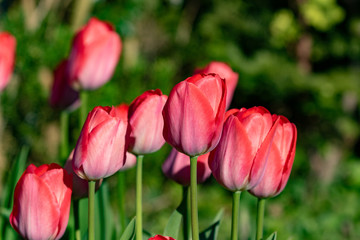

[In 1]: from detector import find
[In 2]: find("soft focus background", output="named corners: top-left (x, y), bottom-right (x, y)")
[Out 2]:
top-left (1, 0), bottom-right (360, 239)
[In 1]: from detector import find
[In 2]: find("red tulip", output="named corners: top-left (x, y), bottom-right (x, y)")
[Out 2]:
top-left (64, 150), bottom-right (102, 200)
top-left (0, 32), bottom-right (16, 91)
top-left (73, 106), bottom-right (128, 180)
top-left (162, 148), bottom-right (211, 186)
top-left (163, 73), bottom-right (227, 157)
top-left (9, 163), bottom-right (72, 240)
top-left (148, 235), bottom-right (175, 240)
top-left (67, 17), bottom-right (121, 90)
top-left (209, 107), bottom-right (280, 191)
top-left (195, 61), bottom-right (238, 109)
top-left (249, 115), bottom-right (297, 198)
top-left (50, 60), bottom-right (79, 110)
top-left (128, 89), bottom-right (168, 155)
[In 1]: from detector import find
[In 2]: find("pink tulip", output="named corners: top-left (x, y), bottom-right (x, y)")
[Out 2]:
top-left (67, 17), bottom-right (121, 90)
top-left (249, 115), bottom-right (297, 198)
top-left (50, 60), bottom-right (79, 110)
top-left (0, 32), bottom-right (16, 92)
top-left (209, 107), bottom-right (280, 192)
top-left (163, 73), bottom-right (227, 157)
top-left (73, 106), bottom-right (128, 180)
top-left (9, 163), bottom-right (72, 240)
top-left (64, 150), bottom-right (102, 200)
top-left (128, 89), bottom-right (168, 155)
top-left (148, 235), bottom-right (175, 240)
top-left (162, 148), bottom-right (211, 186)
top-left (195, 61), bottom-right (238, 109)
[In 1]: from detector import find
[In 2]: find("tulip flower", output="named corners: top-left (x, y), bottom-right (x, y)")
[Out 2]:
top-left (73, 106), bottom-right (128, 180)
top-left (50, 60), bottom-right (79, 110)
top-left (9, 163), bottom-right (72, 240)
top-left (128, 89), bottom-right (168, 155)
top-left (195, 61), bottom-right (238, 109)
top-left (249, 115), bottom-right (297, 198)
top-left (162, 148), bottom-right (211, 186)
top-left (209, 107), bottom-right (279, 240)
top-left (209, 107), bottom-right (280, 191)
top-left (163, 73), bottom-right (227, 157)
top-left (0, 32), bottom-right (16, 92)
top-left (64, 150), bottom-right (102, 200)
top-left (148, 235), bottom-right (175, 240)
top-left (67, 17), bottom-right (122, 90)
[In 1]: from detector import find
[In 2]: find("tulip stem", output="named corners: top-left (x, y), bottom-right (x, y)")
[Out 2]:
top-left (136, 155), bottom-right (144, 240)
top-left (88, 181), bottom-right (96, 240)
top-left (80, 91), bottom-right (88, 127)
top-left (256, 198), bottom-right (266, 240)
top-left (73, 200), bottom-right (81, 240)
top-left (118, 171), bottom-right (126, 235)
top-left (182, 186), bottom-right (191, 240)
top-left (60, 110), bottom-right (69, 163)
top-left (231, 191), bottom-right (241, 240)
top-left (190, 156), bottom-right (199, 240)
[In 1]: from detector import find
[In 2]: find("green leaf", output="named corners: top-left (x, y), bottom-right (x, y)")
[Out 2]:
top-left (96, 181), bottom-right (114, 240)
top-left (163, 209), bottom-right (182, 238)
top-left (265, 232), bottom-right (277, 240)
top-left (120, 217), bottom-right (136, 240)
top-left (199, 209), bottom-right (224, 240)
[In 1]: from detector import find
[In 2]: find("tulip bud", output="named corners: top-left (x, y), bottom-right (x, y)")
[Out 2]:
top-left (67, 17), bottom-right (122, 90)
top-left (209, 107), bottom-right (280, 192)
top-left (64, 150), bottom-right (102, 200)
top-left (148, 235), bottom-right (176, 240)
top-left (50, 60), bottom-right (79, 110)
top-left (195, 61), bottom-right (238, 109)
top-left (163, 73), bottom-right (227, 157)
top-left (0, 32), bottom-right (16, 92)
top-left (73, 106), bottom-right (128, 180)
top-left (162, 148), bottom-right (211, 186)
top-left (128, 89), bottom-right (168, 155)
top-left (249, 115), bottom-right (297, 198)
top-left (10, 163), bottom-right (72, 240)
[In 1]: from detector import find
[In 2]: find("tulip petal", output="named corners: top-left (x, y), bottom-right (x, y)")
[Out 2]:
top-left (10, 174), bottom-right (60, 240)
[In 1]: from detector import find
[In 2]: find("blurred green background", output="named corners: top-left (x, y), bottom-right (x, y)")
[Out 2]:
top-left (1, 0), bottom-right (360, 239)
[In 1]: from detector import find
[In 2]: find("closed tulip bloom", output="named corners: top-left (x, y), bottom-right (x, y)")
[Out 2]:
top-left (67, 17), bottom-right (121, 90)
top-left (195, 61), bottom-right (238, 109)
top-left (9, 163), bottom-right (72, 240)
top-left (50, 60), bottom-right (79, 110)
top-left (162, 148), bottom-right (211, 186)
top-left (163, 73), bottom-right (227, 157)
top-left (148, 235), bottom-right (175, 240)
top-left (0, 32), bottom-right (16, 92)
top-left (73, 106), bottom-right (128, 180)
top-left (128, 89), bottom-right (168, 155)
top-left (64, 150), bottom-right (102, 200)
top-left (209, 107), bottom-right (280, 192)
top-left (249, 115), bottom-right (297, 198)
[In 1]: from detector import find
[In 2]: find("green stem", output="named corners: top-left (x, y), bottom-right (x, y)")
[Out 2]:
top-left (231, 191), bottom-right (241, 240)
top-left (88, 181), bottom-right (96, 240)
top-left (80, 91), bottom-right (88, 128)
top-left (118, 171), bottom-right (126, 236)
top-left (73, 200), bottom-right (81, 240)
top-left (60, 110), bottom-right (69, 163)
top-left (136, 155), bottom-right (144, 240)
top-left (182, 186), bottom-right (191, 240)
top-left (190, 156), bottom-right (199, 240)
top-left (256, 198), bottom-right (266, 240)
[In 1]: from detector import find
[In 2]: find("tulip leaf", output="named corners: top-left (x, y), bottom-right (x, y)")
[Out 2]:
top-left (163, 209), bottom-right (182, 238)
top-left (96, 181), bottom-right (114, 240)
top-left (199, 208), bottom-right (224, 240)
top-left (265, 232), bottom-right (277, 240)
top-left (120, 217), bottom-right (136, 240)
